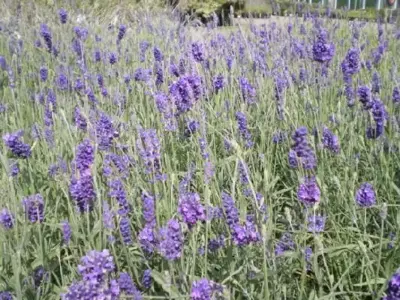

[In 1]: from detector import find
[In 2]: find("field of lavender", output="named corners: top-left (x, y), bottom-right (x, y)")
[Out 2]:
top-left (1, 3), bottom-right (400, 300)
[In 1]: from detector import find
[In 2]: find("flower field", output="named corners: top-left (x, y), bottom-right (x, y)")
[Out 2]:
top-left (0, 3), bottom-right (400, 299)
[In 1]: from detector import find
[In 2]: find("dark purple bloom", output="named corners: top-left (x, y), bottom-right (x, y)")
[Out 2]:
top-left (3, 131), bottom-right (31, 158)
top-left (120, 217), bottom-right (132, 245)
top-left (239, 77), bottom-right (256, 104)
top-left (75, 139), bottom-right (94, 173)
top-left (158, 219), bottom-right (183, 260)
top-left (86, 87), bottom-right (97, 104)
top-left (109, 52), bottom-right (117, 65)
top-left (70, 174), bottom-right (96, 212)
top-left (142, 269), bottom-right (152, 289)
top-left (134, 68), bottom-right (152, 82)
top-left (9, 160), bottom-right (19, 177)
top-left (235, 111), bottom-right (253, 148)
top-left (169, 74), bottom-right (203, 115)
top-left (304, 247), bottom-right (313, 270)
top-left (393, 87), bottom-right (400, 104)
top-left (153, 47), bottom-right (163, 62)
top-left (117, 25), bottom-right (127, 41)
top-left (290, 127), bottom-right (317, 170)
top-left (357, 86), bottom-right (373, 109)
top-left (198, 138), bottom-right (209, 159)
top-left (222, 192), bottom-right (239, 228)
top-left (191, 42), bottom-right (206, 63)
top-left (169, 63), bottom-right (179, 77)
top-left (138, 225), bottom-right (157, 253)
top-left (275, 233), bottom-right (295, 256)
top-left (185, 120), bottom-right (200, 137)
top-left (74, 78), bottom-right (84, 92)
top-left (102, 153), bottom-right (132, 178)
top-left (0, 56), bottom-right (7, 70)
top-left (22, 194), bottom-right (44, 223)
top-left (94, 49), bottom-right (101, 62)
top-left (238, 161), bottom-right (250, 185)
top-left (372, 72), bottom-right (381, 94)
top-left (142, 192), bottom-right (156, 226)
top-left (355, 183), bottom-right (376, 208)
top-left (297, 177), bottom-right (321, 207)
top-left (178, 192), bottom-right (206, 228)
top-left (74, 27), bottom-right (88, 40)
top-left (0, 291), bottom-right (12, 300)
top-left (191, 278), bottom-right (212, 300)
top-left (58, 8), bottom-right (68, 24)
top-left (322, 127), bottom-right (340, 153)
top-left (213, 74), bottom-right (225, 93)
top-left (62, 220), bottom-right (72, 245)
top-left (367, 99), bottom-right (387, 139)
top-left (155, 61), bottom-right (163, 86)
top-left (40, 24), bottom-right (52, 52)
top-left (119, 272), bottom-right (142, 299)
top-left (102, 201), bottom-right (115, 231)
top-left (109, 179), bottom-right (130, 215)
top-left (74, 107), bottom-right (87, 131)
top-left (312, 29), bottom-right (335, 64)
top-left (97, 74), bottom-right (104, 87)
top-left (39, 66), bottom-right (48, 82)
top-left (307, 215), bottom-right (326, 233)
top-left (341, 48), bottom-right (360, 79)
top-left (385, 271), bottom-right (400, 299)
top-left (78, 248), bottom-right (115, 281)
top-left (57, 72), bottom-right (69, 91)
top-left (96, 113), bottom-right (116, 151)
top-left (136, 129), bottom-right (162, 175)
top-left (0, 209), bottom-right (14, 229)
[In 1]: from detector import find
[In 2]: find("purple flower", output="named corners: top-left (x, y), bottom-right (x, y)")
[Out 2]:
top-left (169, 74), bottom-right (203, 115)
top-left (367, 99), bottom-right (387, 139)
top-left (136, 129), bottom-right (162, 175)
top-left (185, 120), bottom-right (200, 137)
top-left (78, 249), bottom-right (115, 280)
top-left (158, 219), bottom-right (183, 260)
top-left (355, 183), bottom-right (376, 208)
top-left (40, 24), bottom-right (52, 52)
top-left (307, 215), bottom-right (326, 233)
top-left (138, 225), bottom-right (157, 253)
top-left (155, 61), bottom-right (163, 86)
top-left (304, 247), bottom-right (313, 270)
top-left (134, 68), bottom-right (152, 82)
top-left (341, 48), bottom-right (360, 80)
top-left (273, 131), bottom-right (287, 144)
top-left (62, 220), bottom-right (72, 245)
top-left (73, 107), bottom-right (87, 131)
top-left (372, 72), bottom-right (381, 94)
top-left (3, 131), bottom-right (31, 158)
top-left (178, 192), bottom-right (206, 228)
top-left (96, 113), bottom-right (116, 151)
top-left (213, 74), bottom-right (225, 93)
top-left (290, 127), bottom-right (317, 170)
top-left (142, 269), bottom-right (152, 289)
top-left (109, 52), bottom-right (117, 65)
top-left (191, 42), bottom-right (206, 63)
top-left (0, 209), bottom-right (14, 229)
top-left (22, 194), bottom-right (44, 223)
top-left (312, 29), bottom-right (335, 64)
top-left (117, 25), bottom-right (127, 41)
top-left (94, 49), bottom-right (101, 62)
top-left (70, 174), bottom-right (96, 212)
top-left (357, 86), bottom-right (373, 109)
top-left (119, 217), bottom-right (132, 245)
top-left (191, 278), bottom-right (212, 300)
top-left (236, 111), bottom-right (253, 148)
top-left (9, 160), bottom-right (19, 177)
top-left (103, 201), bottom-right (115, 231)
top-left (142, 192), bottom-right (156, 226)
top-left (275, 233), bottom-right (295, 256)
top-left (239, 77), bottom-right (256, 104)
top-left (393, 87), bottom-right (400, 104)
top-left (119, 272), bottom-right (142, 299)
top-left (39, 66), bottom-right (48, 82)
top-left (322, 127), bottom-right (340, 153)
top-left (75, 139), bottom-right (94, 173)
top-left (153, 47), bottom-right (163, 62)
top-left (102, 153), bottom-right (132, 178)
top-left (222, 192), bottom-right (239, 228)
top-left (58, 8), bottom-right (68, 24)
top-left (0, 291), bottom-right (12, 300)
top-left (0, 56), bottom-right (7, 70)
top-left (238, 161), bottom-right (250, 185)
top-left (297, 177), bottom-right (321, 207)
top-left (385, 271), bottom-right (400, 299)
top-left (109, 179), bottom-right (130, 215)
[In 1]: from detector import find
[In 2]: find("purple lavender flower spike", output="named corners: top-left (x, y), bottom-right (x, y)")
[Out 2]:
top-left (138, 225), bottom-right (157, 254)
top-left (142, 191), bottom-right (156, 226)
top-left (75, 139), bottom-right (94, 174)
top-left (153, 47), bottom-right (163, 62)
top-left (355, 183), bottom-right (376, 208)
top-left (142, 269), bottom-right (152, 289)
top-left (40, 24), bottom-right (52, 52)
top-left (70, 174), bottom-right (96, 212)
top-left (191, 42), bottom-right (206, 63)
top-left (119, 272), bottom-right (142, 299)
top-left (120, 217), bottom-right (132, 245)
top-left (239, 77), bottom-right (256, 104)
top-left (307, 215), bottom-right (326, 233)
top-left (0, 291), bottom-right (12, 300)
top-left (22, 194), bottom-right (44, 223)
top-left (74, 107), bottom-right (87, 131)
top-left (213, 74), bottom-right (225, 93)
top-left (62, 220), bottom-right (72, 245)
top-left (0, 209), bottom-right (14, 229)
top-left (158, 219), bottom-right (183, 260)
top-left (3, 131), bottom-right (31, 158)
top-left (191, 278), bottom-right (212, 300)
top-left (58, 8), bottom-right (68, 24)
top-left (393, 87), bottom-right (400, 104)
top-left (109, 52), bottom-right (117, 65)
top-left (178, 192), bottom-right (206, 228)
top-left (312, 29), bottom-right (335, 64)
top-left (275, 233), bottom-right (295, 256)
top-left (39, 66), bottom-right (48, 82)
top-left (384, 271), bottom-right (400, 299)
top-left (297, 177), bottom-right (321, 207)
top-left (117, 25), bottom-right (127, 42)
top-left (109, 179), bottom-right (130, 215)
top-left (322, 127), bottom-right (340, 153)
top-left (235, 111), bottom-right (253, 148)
